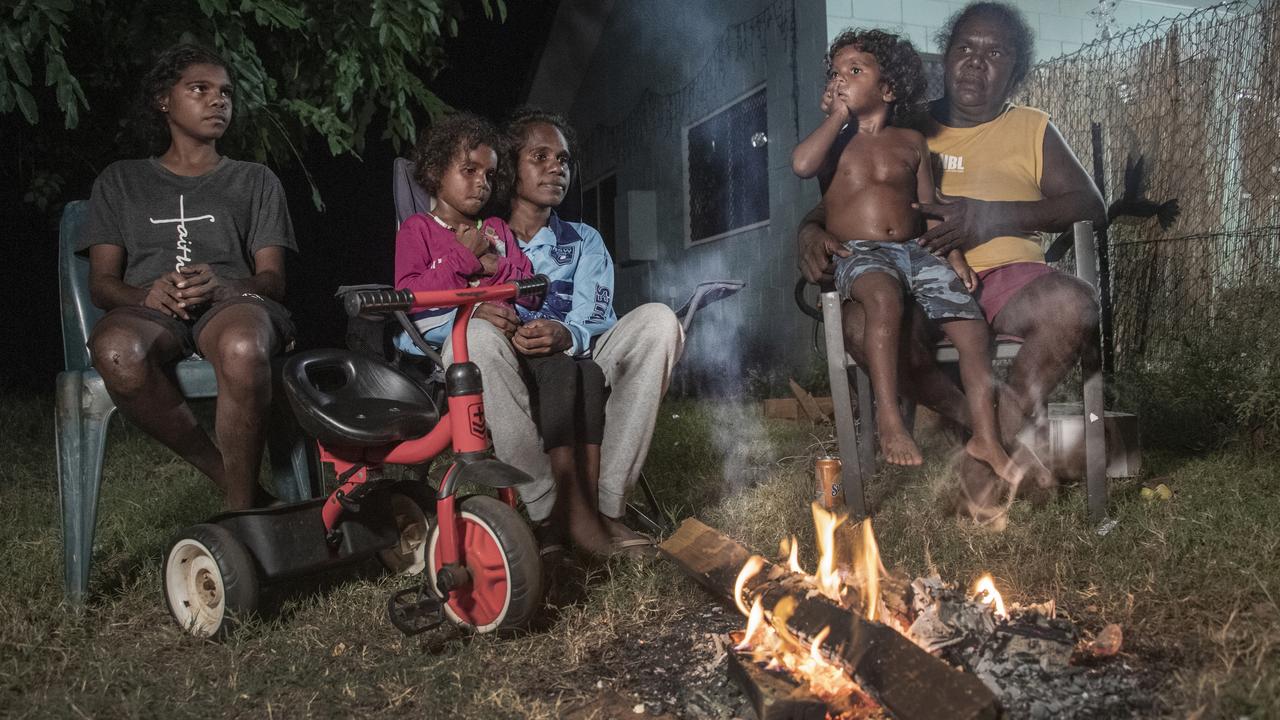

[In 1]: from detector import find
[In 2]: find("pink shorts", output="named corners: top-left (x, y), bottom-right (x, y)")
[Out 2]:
top-left (973, 262), bottom-right (1058, 325)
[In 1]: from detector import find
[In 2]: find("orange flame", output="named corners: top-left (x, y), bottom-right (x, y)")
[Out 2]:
top-left (811, 502), bottom-right (846, 601)
top-left (972, 574), bottom-right (1007, 619)
top-left (777, 535), bottom-right (805, 574)
top-left (731, 512), bottom-right (880, 712)
top-left (740, 596), bottom-right (766, 649)
top-left (770, 595), bottom-right (802, 649)
top-left (809, 625), bottom-right (831, 662)
top-left (856, 518), bottom-right (882, 622)
top-left (734, 555), bottom-right (765, 616)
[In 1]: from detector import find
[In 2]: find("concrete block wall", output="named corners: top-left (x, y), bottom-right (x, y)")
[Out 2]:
top-left (563, 0), bottom-right (833, 380)
top-left (825, 0), bottom-right (1206, 62)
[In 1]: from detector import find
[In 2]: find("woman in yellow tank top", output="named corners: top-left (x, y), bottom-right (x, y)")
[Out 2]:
top-left (797, 1), bottom-right (1106, 515)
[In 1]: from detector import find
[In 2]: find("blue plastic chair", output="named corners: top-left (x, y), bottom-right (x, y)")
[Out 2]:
top-left (55, 200), bottom-right (317, 604)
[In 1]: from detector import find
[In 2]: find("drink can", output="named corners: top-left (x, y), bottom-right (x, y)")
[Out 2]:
top-left (815, 456), bottom-right (845, 509)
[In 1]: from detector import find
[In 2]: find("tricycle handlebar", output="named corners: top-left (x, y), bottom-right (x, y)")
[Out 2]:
top-left (344, 275), bottom-right (549, 318)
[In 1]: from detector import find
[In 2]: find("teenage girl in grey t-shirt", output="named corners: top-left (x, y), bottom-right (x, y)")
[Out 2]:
top-left (80, 44), bottom-right (298, 511)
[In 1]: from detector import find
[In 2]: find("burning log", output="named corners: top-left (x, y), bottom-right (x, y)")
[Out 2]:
top-left (659, 518), bottom-right (1000, 720)
top-left (726, 650), bottom-right (828, 720)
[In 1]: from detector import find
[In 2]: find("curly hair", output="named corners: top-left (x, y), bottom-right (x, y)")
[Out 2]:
top-left (493, 106), bottom-right (579, 212)
top-left (410, 111), bottom-right (502, 196)
top-left (139, 43), bottom-right (230, 149)
top-left (935, 2), bottom-right (1036, 94)
top-left (826, 29), bottom-right (926, 126)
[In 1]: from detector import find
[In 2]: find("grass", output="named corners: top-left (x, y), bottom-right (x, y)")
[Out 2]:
top-left (2, 394), bottom-right (1278, 718)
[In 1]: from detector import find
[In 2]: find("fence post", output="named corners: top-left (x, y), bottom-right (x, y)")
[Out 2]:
top-left (1089, 122), bottom-right (1115, 378)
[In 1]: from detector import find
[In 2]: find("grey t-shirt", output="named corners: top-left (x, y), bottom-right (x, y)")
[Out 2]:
top-left (78, 158), bottom-right (298, 287)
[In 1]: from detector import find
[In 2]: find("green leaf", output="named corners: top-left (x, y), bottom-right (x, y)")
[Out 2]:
top-left (4, 43), bottom-right (30, 85)
top-left (11, 80), bottom-right (36, 123)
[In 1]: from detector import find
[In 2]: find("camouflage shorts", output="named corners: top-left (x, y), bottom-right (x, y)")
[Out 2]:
top-left (833, 240), bottom-right (983, 322)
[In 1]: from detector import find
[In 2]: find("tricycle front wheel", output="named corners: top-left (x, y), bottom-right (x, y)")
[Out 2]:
top-left (427, 495), bottom-right (542, 633)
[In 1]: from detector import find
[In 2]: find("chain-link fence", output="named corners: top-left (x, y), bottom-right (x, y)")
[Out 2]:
top-left (1019, 0), bottom-right (1280, 372)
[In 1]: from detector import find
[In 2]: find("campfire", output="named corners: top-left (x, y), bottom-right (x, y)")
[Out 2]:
top-left (660, 505), bottom-right (1132, 720)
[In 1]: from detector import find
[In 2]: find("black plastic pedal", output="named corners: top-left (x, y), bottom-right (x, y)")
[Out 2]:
top-left (387, 586), bottom-right (447, 636)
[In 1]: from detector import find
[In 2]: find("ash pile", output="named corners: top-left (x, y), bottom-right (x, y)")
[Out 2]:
top-left (908, 576), bottom-right (1156, 718)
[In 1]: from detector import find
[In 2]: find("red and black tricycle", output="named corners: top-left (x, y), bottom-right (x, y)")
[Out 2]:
top-left (162, 276), bottom-right (550, 638)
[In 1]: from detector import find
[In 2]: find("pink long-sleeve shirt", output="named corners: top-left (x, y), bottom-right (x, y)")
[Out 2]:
top-left (394, 213), bottom-right (533, 301)
top-left (394, 213), bottom-right (535, 349)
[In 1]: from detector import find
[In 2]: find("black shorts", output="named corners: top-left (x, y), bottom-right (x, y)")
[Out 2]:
top-left (520, 354), bottom-right (606, 451)
top-left (92, 293), bottom-right (296, 358)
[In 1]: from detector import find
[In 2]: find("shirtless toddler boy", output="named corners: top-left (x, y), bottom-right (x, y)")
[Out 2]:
top-left (793, 29), bottom-right (1017, 482)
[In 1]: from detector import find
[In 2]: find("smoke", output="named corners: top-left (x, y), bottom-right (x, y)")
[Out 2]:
top-left (654, 244), bottom-right (775, 492)
top-left (708, 399), bottom-right (777, 493)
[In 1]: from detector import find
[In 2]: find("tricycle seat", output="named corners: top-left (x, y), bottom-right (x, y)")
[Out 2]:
top-left (283, 349), bottom-right (439, 447)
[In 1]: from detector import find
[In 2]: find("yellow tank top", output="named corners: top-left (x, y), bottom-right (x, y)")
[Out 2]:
top-left (926, 104), bottom-right (1049, 272)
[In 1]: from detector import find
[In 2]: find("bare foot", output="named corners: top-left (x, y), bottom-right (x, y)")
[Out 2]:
top-left (952, 454), bottom-right (1011, 526)
top-left (601, 515), bottom-right (657, 558)
top-left (879, 428), bottom-right (923, 466)
top-left (1009, 440), bottom-right (1057, 505)
top-left (965, 436), bottom-right (1023, 485)
top-left (566, 520), bottom-right (615, 558)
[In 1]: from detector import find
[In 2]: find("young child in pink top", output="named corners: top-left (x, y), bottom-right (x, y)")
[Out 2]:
top-left (395, 113), bottom-right (618, 564)
top-left (394, 112), bottom-right (532, 349)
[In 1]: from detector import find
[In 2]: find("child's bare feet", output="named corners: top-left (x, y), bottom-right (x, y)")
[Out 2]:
top-left (965, 436), bottom-right (1023, 485)
top-left (880, 427), bottom-right (923, 466)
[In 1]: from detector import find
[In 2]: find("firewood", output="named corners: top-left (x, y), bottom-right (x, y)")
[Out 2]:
top-left (726, 650), bottom-right (827, 720)
top-left (789, 379), bottom-right (830, 424)
top-left (659, 519), bottom-right (1000, 720)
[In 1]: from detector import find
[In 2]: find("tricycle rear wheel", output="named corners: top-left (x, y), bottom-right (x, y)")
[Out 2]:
top-left (163, 523), bottom-right (259, 639)
top-left (377, 482), bottom-right (435, 576)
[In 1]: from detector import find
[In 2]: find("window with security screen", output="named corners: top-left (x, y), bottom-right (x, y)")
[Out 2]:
top-left (582, 172), bottom-right (618, 257)
top-left (685, 86), bottom-right (769, 245)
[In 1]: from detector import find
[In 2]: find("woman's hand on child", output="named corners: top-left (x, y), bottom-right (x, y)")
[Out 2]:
top-left (797, 223), bottom-right (852, 283)
top-left (914, 193), bottom-right (997, 255)
top-left (948, 251), bottom-right (979, 292)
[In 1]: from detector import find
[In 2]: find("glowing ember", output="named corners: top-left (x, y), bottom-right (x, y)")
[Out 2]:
top-left (972, 574), bottom-right (1008, 619)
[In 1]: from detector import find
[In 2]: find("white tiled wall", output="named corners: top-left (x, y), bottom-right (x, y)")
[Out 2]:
top-left (827, 0), bottom-right (1206, 60)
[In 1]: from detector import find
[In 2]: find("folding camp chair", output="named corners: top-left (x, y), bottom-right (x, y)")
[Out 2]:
top-left (818, 221), bottom-right (1109, 523)
top-left (389, 159), bottom-right (743, 532)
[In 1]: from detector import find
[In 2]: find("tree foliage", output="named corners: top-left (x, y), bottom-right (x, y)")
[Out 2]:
top-left (1, 0), bottom-right (506, 209)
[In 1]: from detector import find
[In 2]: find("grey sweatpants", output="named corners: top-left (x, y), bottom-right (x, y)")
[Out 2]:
top-left (442, 303), bottom-right (685, 521)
